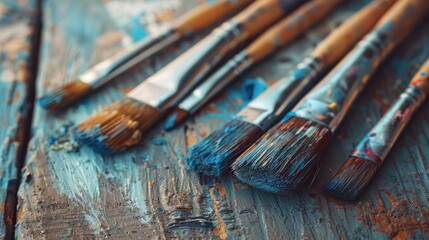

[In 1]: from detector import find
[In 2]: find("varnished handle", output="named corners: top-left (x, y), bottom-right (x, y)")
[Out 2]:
top-left (410, 58), bottom-right (429, 95)
top-left (172, 0), bottom-right (253, 35)
top-left (374, 0), bottom-right (429, 46)
top-left (233, 0), bottom-right (302, 42)
top-left (246, 0), bottom-right (343, 63)
top-left (312, 0), bottom-right (397, 68)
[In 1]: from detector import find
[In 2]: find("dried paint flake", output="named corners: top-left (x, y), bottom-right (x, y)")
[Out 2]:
top-left (48, 122), bottom-right (79, 152)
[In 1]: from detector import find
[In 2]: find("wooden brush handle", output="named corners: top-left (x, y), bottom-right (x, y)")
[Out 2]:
top-left (312, 0), bottom-right (396, 68)
top-left (233, 0), bottom-right (303, 43)
top-left (351, 58), bottom-right (429, 163)
top-left (410, 58), bottom-right (429, 95)
top-left (374, 0), bottom-right (429, 47)
top-left (172, 0), bottom-right (253, 35)
top-left (246, 0), bottom-right (343, 63)
top-left (291, 0), bottom-right (428, 131)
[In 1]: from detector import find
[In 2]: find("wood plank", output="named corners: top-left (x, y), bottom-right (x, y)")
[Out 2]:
top-left (0, 0), bottom-right (40, 238)
top-left (15, 0), bottom-right (429, 239)
top-left (16, 0), bottom-right (252, 239)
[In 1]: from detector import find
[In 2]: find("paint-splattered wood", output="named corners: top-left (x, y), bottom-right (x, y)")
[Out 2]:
top-left (14, 0), bottom-right (429, 239)
top-left (0, 0), bottom-right (40, 239)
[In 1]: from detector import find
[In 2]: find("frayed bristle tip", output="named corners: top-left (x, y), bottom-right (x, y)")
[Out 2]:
top-left (185, 119), bottom-right (263, 176)
top-left (324, 156), bottom-right (378, 201)
top-left (232, 117), bottom-right (332, 194)
top-left (38, 80), bottom-right (91, 110)
top-left (74, 98), bottom-right (161, 153)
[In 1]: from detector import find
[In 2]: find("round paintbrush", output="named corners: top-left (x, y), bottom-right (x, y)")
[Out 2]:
top-left (38, 0), bottom-right (253, 110)
top-left (164, 0), bottom-right (344, 131)
top-left (74, 0), bottom-right (305, 153)
top-left (184, 0), bottom-right (396, 176)
top-left (325, 58), bottom-right (429, 201)
top-left (233, 0), bottom-right (429, 194)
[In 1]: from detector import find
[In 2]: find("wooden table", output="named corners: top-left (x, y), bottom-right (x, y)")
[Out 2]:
top-left (1, 0), bottom-right (428, 239)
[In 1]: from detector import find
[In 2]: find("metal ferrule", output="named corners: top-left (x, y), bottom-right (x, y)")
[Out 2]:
top-left (351, 86), bottom-right (426, 164)
top-left (238, 57), bottom-right (321, 131)
top-left (80, 28), bottom-right (176, 88)
top-left (291, 31), bottom-right (389, 131)
top-left (178, 51), bottom-right (251, 113)
top-left (128, 20), bottom-right (243, 110)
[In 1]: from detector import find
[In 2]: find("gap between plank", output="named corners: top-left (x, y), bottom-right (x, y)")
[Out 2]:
top-left (3, 0), bottom-right (43, 239)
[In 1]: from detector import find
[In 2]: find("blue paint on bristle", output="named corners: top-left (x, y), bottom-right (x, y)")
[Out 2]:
top-left (163, 112), bottom-right (178, 131)
top-left (38, 94), bottom-right (62, 109)
top-left (232, 117), bottom-right (332, 194)
top-left (185, 119), bottom-right (263, 176)
top-left (72, 125), bottom-right (117, 154)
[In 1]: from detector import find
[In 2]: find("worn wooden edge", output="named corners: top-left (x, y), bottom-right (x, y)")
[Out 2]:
top-left (12, 0), bottom-right (429, 239)
top-left (0, 0), bottom-right (41, 239)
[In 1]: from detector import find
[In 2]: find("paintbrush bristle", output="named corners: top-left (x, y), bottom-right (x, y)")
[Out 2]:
top-left (38, 80), bottom-right (91, 110)
top-left (74, 98), bottom-right (161, 153)
top-left (185, 119), bottom-right (263, 176)
top-left (324, 156), bottom-right (378, 201)
top-left (232, 116), bottom-right (332, 194)
top-left (164, 108), bottom-right (190, 131)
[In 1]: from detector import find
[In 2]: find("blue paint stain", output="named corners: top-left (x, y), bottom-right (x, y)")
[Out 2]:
top-left (130, 14), bottom-right (149, 41)
top-left (240, 77), bottom-right (269, 103)
top-left (151, 138), bottom-right (166, 146)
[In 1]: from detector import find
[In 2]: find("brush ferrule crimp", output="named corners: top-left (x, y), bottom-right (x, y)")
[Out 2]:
top-left (80, 28), bottom-right (175, 88)
top-left (128, 20), bottom-right (244, 109)
top-left (351, 86), bottom-right (425, 163)
top-left (292, 32), bottom-right (388, 130)
top-left (238, 57), bottom-right (321, 130)
top-left (178, 51), bottom-right (251, 113)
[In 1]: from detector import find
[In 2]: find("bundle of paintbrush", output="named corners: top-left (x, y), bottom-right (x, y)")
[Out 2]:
top-left (38, 0), bottom-right (253, 110)
top-left (74, 0), bottom-right (305, 153)
top-left (164, 0), bottom-right (345, 130)
top-left (324, 58), bottom-right (429, 201)
top-left (185, 0), bottom-right (396, 176)
top-left (232, 0), bottom-right (429, 194)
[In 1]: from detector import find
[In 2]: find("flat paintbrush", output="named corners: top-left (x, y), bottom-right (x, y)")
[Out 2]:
top-left (184, 0), bottom-right (396, 176)
top-left (324, 58), bottom-right (429, 201)
top-left (38, 0), bottom-right (252, 110)
top-left (232, 0), bottom-right (429, 194)
top-left (164, 0), bottom-right (344, 131)
top-left (74, 0), bottom-right (304, 153)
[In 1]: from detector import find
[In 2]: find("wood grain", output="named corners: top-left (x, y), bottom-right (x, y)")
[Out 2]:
top-left (0, 0), bottom-right (39, 238)
top-left (12, 0), bottom-right (429, 239)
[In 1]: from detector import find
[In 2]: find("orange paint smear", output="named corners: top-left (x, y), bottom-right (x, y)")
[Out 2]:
top-left (358, 191), bottom-right (429, 239)
top-left (209, 187), bottom-right (228, 240)
top-left (217, 180), bottom-right (226, 196)
top-left (200, 103), bottom-right (219, 115)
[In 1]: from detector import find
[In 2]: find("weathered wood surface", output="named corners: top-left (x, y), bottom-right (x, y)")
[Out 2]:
top-left (10, 0), bottom-right (429, 239)
top-left (0, 0), bottom-right (39, 238)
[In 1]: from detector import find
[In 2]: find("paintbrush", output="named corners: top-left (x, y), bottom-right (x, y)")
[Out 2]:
top-left (232, 0), bottom-right (429, 194)
top-left (324, 58), bottom-right (429, 201)
top-left (184, 0), bottom-right (396, 176)
top-left (164, 0), bottom-right (344, 131)
top-left (74, 0), bottom-right (305, 153)
top-left (38, 0), bottom-right (253, 110)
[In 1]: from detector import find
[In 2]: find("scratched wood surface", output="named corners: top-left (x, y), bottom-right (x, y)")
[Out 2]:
top-left (10, 0), bottom-right (429, 239)
top-left (0, 0), bottom-right (39, 238)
